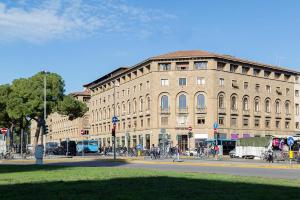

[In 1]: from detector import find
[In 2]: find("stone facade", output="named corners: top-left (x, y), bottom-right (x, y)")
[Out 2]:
top-left (84, 50), bottom-right (300, 151)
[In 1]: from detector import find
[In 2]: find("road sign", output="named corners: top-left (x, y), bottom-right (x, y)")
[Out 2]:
top-left (287, 136), bottom-right (294, 147)
top-left (112, 116), bottom-right (118, 123)
top-left (213, 122), bottom-right (219, 129)
top-left (214, 128), bottom-right (218, 133)
top-left (1, 128), bottom-right (7, 135)
top-left (188, 126), bottom-right (192, 132)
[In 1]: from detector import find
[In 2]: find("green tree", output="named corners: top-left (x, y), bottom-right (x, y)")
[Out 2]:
top-left (58, 95), bottom-right (88, 120)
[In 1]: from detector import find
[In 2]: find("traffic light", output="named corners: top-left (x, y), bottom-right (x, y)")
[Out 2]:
top-left (112, 127), bottom-right (116, 137)
top-left (45, 125), bottom-right (49, 134)
top-left (188, 131), bottom-right (193, 138)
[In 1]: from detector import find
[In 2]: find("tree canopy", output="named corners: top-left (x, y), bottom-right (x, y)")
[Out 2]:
top-left (0, 71), bottom-right (88, 146)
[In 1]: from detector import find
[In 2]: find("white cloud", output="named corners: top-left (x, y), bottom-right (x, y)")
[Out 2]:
top-left (0, 0), bottom-right (176, 43)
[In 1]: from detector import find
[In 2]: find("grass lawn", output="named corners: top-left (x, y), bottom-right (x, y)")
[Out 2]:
top-left (0, 165), bottom-right (300, 200)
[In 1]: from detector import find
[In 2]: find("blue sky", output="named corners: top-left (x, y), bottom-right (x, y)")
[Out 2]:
top-left (1, 0), bottom-right (300, 93)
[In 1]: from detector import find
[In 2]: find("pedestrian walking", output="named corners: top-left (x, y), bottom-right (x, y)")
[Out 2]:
top-left (173, 144), bottom-right (180, 162)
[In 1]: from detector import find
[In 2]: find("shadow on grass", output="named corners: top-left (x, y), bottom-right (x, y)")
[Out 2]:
top-left (0, 160), bottom-right (129, 173)
top-left (0, 176), bottom-right (299, 200)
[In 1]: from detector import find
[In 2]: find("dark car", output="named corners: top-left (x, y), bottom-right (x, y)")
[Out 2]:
top-left (45, 142), bottom-right (59, 155)
top-left (60, 141), bottom-right (77, 156)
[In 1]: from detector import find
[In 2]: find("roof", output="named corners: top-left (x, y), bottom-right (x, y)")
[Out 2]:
top-left (84, 50), bottom-right (300, 89)
top-left (83, 67), bottom-right (129, 88)
top-left (70, 90), bottom-right (91, 97)
top-left (152, 50), bottom-right (215, 59)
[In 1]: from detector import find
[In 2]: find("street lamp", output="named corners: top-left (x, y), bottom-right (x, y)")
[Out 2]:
top-left (112, 81), bottom-right (119, 160)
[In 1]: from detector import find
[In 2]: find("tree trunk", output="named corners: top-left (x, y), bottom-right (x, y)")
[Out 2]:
top-left (34, 121), bottom-right (41, 147)
top-left (9, 123), bottom-right (15, 151)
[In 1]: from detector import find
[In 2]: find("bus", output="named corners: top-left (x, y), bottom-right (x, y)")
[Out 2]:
top-left (76, 140), bottom-right (98, 153)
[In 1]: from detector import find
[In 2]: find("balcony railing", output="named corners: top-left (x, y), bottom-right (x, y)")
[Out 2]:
top-left (231, 108), bottom-right (238, 115)
top-left (265, 111), bottom-right (271, 117)
top-left (254, 111), bottom-right (261, 116)
top-left (243, 110), bottom-right (250, 116)
top-left (177, 107), bottom-right (188, 114)
top-left (275, 112), bottom-right (281, 118)
top-left (218, 107), bottom-right (226, 114)
top-left (160, 107), bottom-right (170, 114)
top-left (195, 107), bottom-right (207, 114)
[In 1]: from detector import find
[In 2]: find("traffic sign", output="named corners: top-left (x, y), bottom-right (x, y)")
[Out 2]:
top-left (213, 122), bottom-right (219, 129)
top-left (1, 128), bottom-right (8, 135)
top-left (214, 128), bottom-right (218, 133)
top-left (287, 136), bottom-right (294, 147)
top-left (188, 126), bottom-right (192, 132)
top-left (112, 116), bottom-right (118, 123)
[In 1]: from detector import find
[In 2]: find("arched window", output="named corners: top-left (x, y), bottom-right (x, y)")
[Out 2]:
top-left (265, 99), bottom-right (270, 113)
top-left (99, 109), bottom-right (102, 120)
top-left (254, 98), bottom-right (260, 112)
top-left (161, 95), bottom-right (169, 110)
top-left (231, 95), bottom-right (237, 110)
top-left (147, 96), bottom-right (151, 110)
top-left (108, 107), bottom-right (111, 119)
top-left (140, 98), bottom-right (143, 111)
top-left (218, 94), bottom-right (225, 109)
top-left (275, 100), bottom-right (280, 113)
top-left (197, 94), bottom-right (205, 108)
top-left (104, 108), bottom-right (106, 119)
top-left (128, 101), bottom-right (131, 114)
top-left (243, 97), bottom-right (249, 111)
top-left (179, 94), bottom-right (187, 109)
top-left (133, 99), bottom-right (137, 113)
top-left (285, 101), bottom-right (290, 114)
top-left (117, 104), bottom-right (120, 116)
top-left (122, 102), bottom-right (125, 115)
top-left (96, 110), bottom-right (98, 121)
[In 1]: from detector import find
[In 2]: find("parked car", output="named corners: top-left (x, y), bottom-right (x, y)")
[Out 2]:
top-left (45, 142), bottom-right (59, 155)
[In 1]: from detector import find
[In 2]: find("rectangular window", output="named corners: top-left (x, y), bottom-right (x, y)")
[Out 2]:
top-left (197, 117), bottom-right (205, 125)
top-left (177, 116), bottom-right (188, 125)
top-left (296, 104), bottom-right (299, 115)
top-left (265, 120), bottom-right (270, 128)
top-left (295, 90), bottom-right (299, 97)
top-left (286, 88), bottom-right (290, 95)
top-left (218, 116), bottom-right (225, 125)
top-left (146, 81), bottom-right (150, 89)
top-left (244, 82), bottom-right (249, 89)
top-left (217, 62), bottom-right (226, 70)
top-left (243, 118), bottom-right (249, 127)
top-left (161, 79), bottom-right (169, 86)
top-left (159, 63), bottom-right (171, 71)
top-left (285, 121), bottom-right (290, 129)
top-left (255, 84), bottom-right (260, 92)
top-left (232, 80), bottom-right (239, 88)
top-left (140, 119), bottom-right (143, 128)
top-left (197, 77), bottom-right (205, 85)
top-left (254, 118), bottom-right (260, 127)
top-left (179, 78), bottom-right (187, 86)
top-left (176, 62), bottom-right (189, 71)
top-left (275, 73), bottom-right (281, 79)
top-left (127, 88), bottom-right (130, 95)
top-left (253, 68), bottom-right (261, 76)
top-left (266, 85), bottom-right (271, 93)
top-left (147, 118), bottom-right (150, 127)
top-left (242, 66), bottom-right (249, 74)
top-left (264, 71), bottom-right (271, 78)
top-left (194, 61), bottom-right (207, 70)
top-left (296, 122), bottom-right (299, 129)
top-left (230, 64), bottom-right (238, 72)
top-left (231, 117), bottom-right (237, 127)
top-left (219, 78), bottom-right (224, 86)
top-left (275, 120), bottom-right (280, 128)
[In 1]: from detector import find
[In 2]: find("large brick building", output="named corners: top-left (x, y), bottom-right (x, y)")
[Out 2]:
top-left (84, 50), bottom-right (300, 151)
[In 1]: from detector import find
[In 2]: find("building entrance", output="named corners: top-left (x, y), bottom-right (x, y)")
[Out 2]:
top-left (177, 134), bottom-right (188, 152)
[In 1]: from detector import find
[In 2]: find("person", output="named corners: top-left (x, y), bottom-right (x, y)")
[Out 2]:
top-left (150, 144), bottom-right (156, 159)
top-left (173, 144), bottom-right (180, 162)
top-left (267, 149), bottom-right (274, 163)
top-left (214, 145), bottom-right (220, 160)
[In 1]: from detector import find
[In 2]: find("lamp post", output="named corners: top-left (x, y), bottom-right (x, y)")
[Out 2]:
top-left (112, 81), bottom-right (119, 160)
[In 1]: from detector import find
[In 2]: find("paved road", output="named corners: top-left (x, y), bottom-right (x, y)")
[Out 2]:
top-left (47, 159), bottom-right (300, 180)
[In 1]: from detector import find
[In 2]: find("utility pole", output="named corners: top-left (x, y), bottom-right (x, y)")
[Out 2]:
top-left (113, 82), bottom-right (116, 160)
